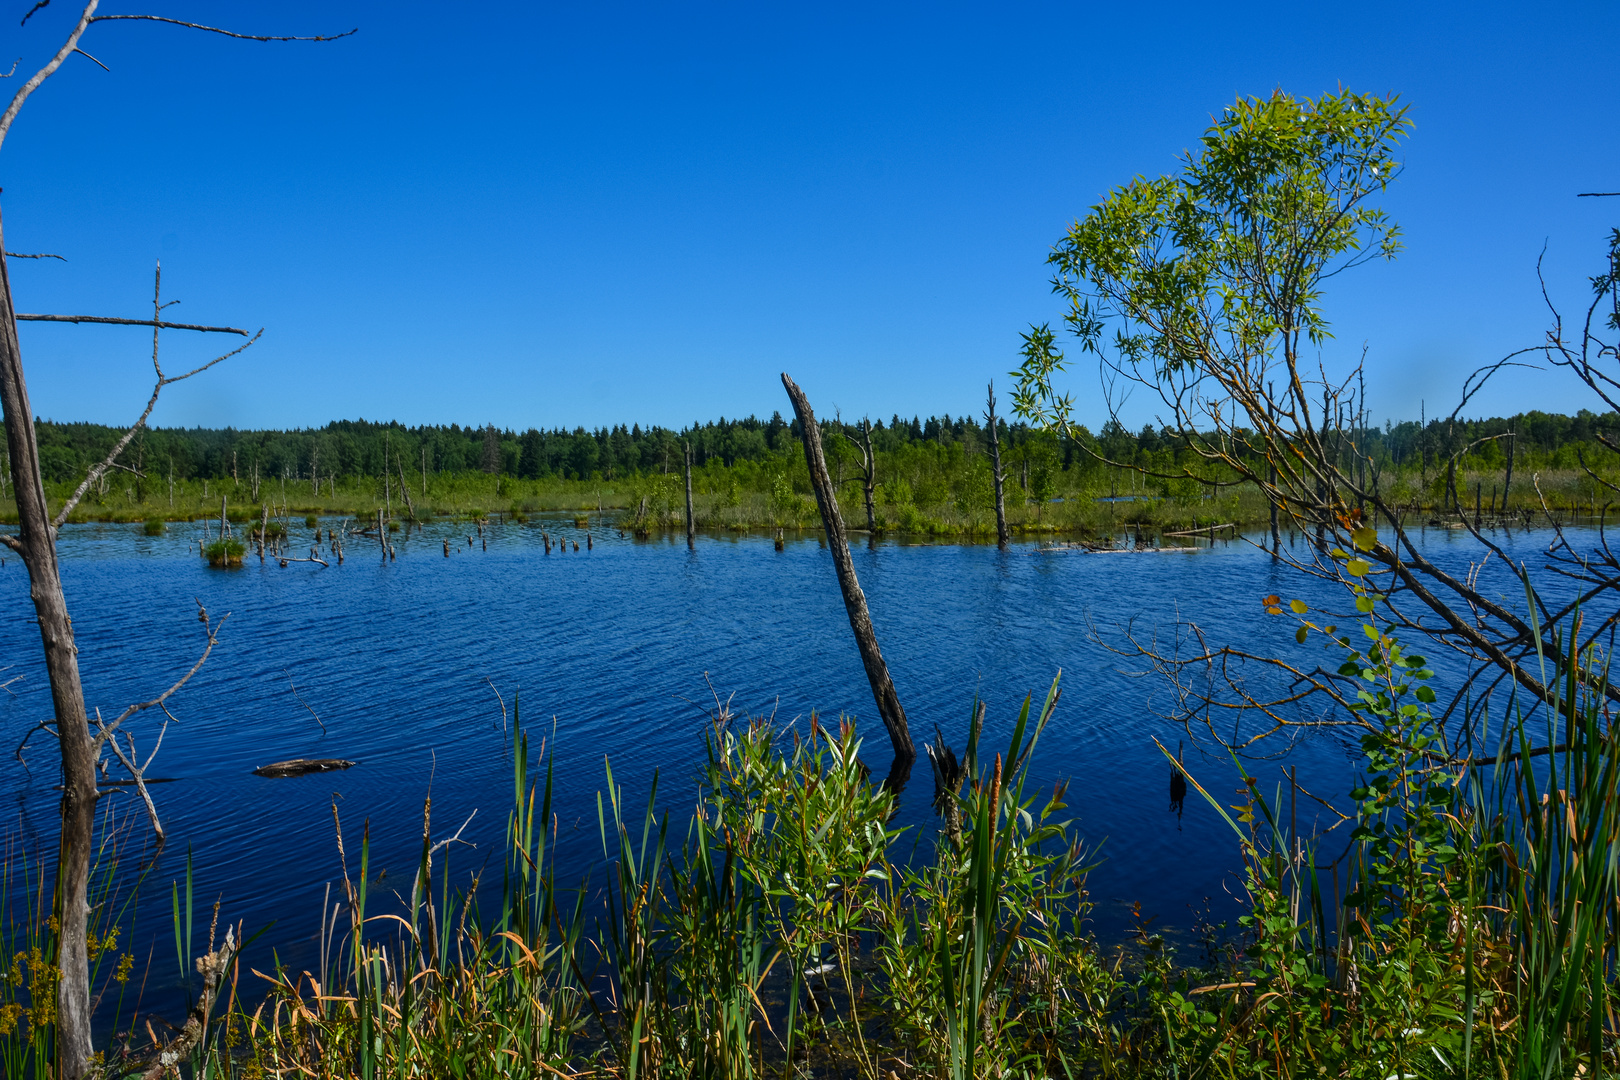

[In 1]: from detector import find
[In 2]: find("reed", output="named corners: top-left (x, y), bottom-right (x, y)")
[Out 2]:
top-left (6, 627), bottom-right (1619, 1076)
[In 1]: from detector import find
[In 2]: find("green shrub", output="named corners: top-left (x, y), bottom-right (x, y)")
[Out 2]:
top-left (142, 518), bottom-right (165, 536)
top-left (202, 538), bottom-right (245, 567)
top-left (304, 514), bottom-right (319, 528)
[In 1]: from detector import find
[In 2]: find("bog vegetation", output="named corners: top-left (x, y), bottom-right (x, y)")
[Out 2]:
top-left (4, 406), bottom-right (1619, 539)
top-left (4, 578), bottom-right (1617, 1079)
top-left (4, 64), bottom-right (1620, 1080)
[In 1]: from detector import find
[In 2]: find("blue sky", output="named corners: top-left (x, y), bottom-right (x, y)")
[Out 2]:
top-left (2, 1), bottom-right (1616, 433)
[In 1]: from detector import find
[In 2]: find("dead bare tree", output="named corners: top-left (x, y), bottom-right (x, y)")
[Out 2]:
top-left (0, 5), bottom-right (351, 1075)
top-left (984, 381), bottom-right (1009, 548)
top-left (782, 373), bottom-right (914, 777)
top-left (683, 439), bottom-right (695, 547)
top-left (838, 415), bottom-right (879, 533)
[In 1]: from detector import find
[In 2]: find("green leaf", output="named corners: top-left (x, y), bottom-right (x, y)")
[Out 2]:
top-left (1352, 525), bottom-right (1377, 551)
top-left (1346, 559), bottom-right (1370, 577)
top-left (1295, 626), bottom-right (1308, 644)
top-left (1289, 599), bottom-right (1308, 614)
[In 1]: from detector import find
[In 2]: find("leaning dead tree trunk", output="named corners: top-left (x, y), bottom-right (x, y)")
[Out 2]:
top-left (782, 373), bottom-right (915, 768)
top-left (0, 216), bottom-right (98, 1076)
top-left (985, 381), bottom-right (1009, 548)
top-left (683, 439), bottom-right (695, 548)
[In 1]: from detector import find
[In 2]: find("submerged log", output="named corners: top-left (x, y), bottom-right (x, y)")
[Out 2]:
top-left (253, 758), bottom-right (356, 778)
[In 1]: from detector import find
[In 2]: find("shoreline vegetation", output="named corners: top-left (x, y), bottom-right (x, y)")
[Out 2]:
top-left (5, 600), bottom-right (1615, 1078)
top-left (4, 408), bottom-right (1619, 540)
top-left (4, 71), bottom-right (1618, 1075)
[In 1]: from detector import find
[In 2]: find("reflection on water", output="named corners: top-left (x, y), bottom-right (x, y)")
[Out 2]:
top-left (0, 516), bottom-right (1549, 1016)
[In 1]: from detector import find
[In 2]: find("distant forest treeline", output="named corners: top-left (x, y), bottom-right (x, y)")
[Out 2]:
top-left (9, 408), bottom-right (1619, 486)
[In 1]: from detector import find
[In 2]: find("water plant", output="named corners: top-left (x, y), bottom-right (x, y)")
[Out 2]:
top-left (202, 538), bottom-right (245, 567)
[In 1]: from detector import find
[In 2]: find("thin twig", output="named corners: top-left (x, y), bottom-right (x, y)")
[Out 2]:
top-left (52, 265), bottom-right (261, 527)
top-left (71, 46), bottom-right (107, 71)
top-left (89, 14), bottom-right (357, 43)
top-left (93, 602), bottom-right (226, 750)
top-left (285, 670), bottom-right (326, 735)
top-left (15, 313), bottom-right (249, 335)
top-left (0, 0), bottom-right (97, 154)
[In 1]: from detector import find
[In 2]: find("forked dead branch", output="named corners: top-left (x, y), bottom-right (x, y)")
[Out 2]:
top-left (0, 3), bottom-right (352, 1075)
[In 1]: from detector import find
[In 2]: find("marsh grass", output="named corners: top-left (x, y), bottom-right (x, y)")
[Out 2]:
top-left (6, 613), bottom-right (1620, 1076)
top-left (1, 803), bottom-right (154, 1079)
top-left (13, 463), bottom-right (1608, 541)
top-left (202, 539), bottom-right (246, 567)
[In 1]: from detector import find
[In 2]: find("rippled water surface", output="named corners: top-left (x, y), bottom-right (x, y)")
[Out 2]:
top-left (0, 516), bottom-right (1545, 1015)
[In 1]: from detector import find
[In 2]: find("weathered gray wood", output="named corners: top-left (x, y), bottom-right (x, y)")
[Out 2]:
top-left (985, 381), bottom-right (1009, 548)
top-left (253, 758), bottom-right (356, 778)
top-left (840, 417), bottom-right (878, 533)
top-left (683, 439), bottom-right (696, 547)
top-left (781, 373), bottom-right (914, 764)
top-left (0, 211), bottom-right (98, 1075)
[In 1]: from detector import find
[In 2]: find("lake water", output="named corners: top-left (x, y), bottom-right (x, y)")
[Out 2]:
top-left (0, 515), bottom-right (1546, 1018)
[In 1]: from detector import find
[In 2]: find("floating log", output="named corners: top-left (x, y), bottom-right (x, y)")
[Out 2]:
top-left (1162, 523), bottom-right (1235, 537)
top-left (253, 758), bottom-right (356, 778)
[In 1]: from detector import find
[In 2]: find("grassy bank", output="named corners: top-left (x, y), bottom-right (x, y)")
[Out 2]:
top-left (4, 461), bottom-right (1609, 542)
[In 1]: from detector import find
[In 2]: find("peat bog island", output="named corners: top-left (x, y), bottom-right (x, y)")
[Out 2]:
top-left (1, 4), bottom-right (1619, 1078)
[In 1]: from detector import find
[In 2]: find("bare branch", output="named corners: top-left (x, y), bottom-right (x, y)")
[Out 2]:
top-left (429, 809), bottom-right (478, 858)
top-left (71, 47), bottom-right (107, 72)
top-left (15, 313), bottom-right (249, 335)
top-left (4, 251), bottom-right (64, 260)
top-left (0, 0), bottom-right (98, 154)
top-left (93, 604), bottom-right (226, 750)
top-left (53, 325), bottom-right (260, 527)
top-left (285, 670), bottom-right (326, 735)
top-left (94, 710), bottom-right (164, 842)
top-left (89, 14), bottom-right (357, 44)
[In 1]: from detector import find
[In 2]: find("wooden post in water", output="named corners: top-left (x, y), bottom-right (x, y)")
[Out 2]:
top-left (985, 381), bottom-right (1009, 549)
top-left (1503, 430), bottom-right (1515, 513)
top-left (683, 440), bottom-right (696, 548)
top-left (378, 509), bottom-right (386, 561)
top-left (781, 373), bottom-right (915, 769)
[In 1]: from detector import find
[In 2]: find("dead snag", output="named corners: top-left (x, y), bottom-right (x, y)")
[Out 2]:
top-left (683, 439), bottom-right (696, 548)
top-left (985, 381), bottom-right (1009, 548)
top-left (781, 373), bottom-right (914, 765)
